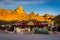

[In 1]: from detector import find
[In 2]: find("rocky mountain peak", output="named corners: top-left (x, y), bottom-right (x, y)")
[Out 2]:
top-left (14, 6), bottom-right (23, 13)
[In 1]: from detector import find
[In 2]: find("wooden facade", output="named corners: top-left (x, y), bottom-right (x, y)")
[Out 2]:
top-left (13, 20), bottom-right (49, 33)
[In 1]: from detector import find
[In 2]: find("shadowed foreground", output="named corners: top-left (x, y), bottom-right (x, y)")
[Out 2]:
top-left (0, 32), bottom-right (60, 40)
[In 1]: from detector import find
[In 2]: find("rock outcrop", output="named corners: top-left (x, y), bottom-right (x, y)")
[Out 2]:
top-left (0, 6), bottom-right (56, 25)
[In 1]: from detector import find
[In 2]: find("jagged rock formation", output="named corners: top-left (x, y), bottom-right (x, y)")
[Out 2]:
top-left (35, 14), bottom-right (45, 22)
top-left (29, 11), bottom-right (36, 20)
top-left (12, 6), bottom-right (28, 21)
top-left (0, 6), bottom-right (56, 25)
top-left (0, 9), bottom-right (13, 21)
top-left (44, 14), bottom-right (55, 19)
top-left (44, 14), bottom-right (56, 25)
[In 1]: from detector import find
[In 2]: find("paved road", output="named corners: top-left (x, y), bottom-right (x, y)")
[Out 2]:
top-left (0, 32), bottom-right (60, 40)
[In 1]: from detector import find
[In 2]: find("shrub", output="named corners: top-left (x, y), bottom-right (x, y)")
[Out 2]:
top-left (34, 27), bottom-right (49, 34)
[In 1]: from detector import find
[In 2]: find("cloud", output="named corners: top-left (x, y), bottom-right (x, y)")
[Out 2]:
top-left (0, 5), bottom-right (15, 10)
top-left (0, 0), bottom-right (4, 1)
top-left (0, 1), bottom-right (45, 5)
top-left (0, 5), bottom-right (14, 7)
top-left (4, 0), bottom-right (11, 2)
top-left (14, 1), bottom-right (44, 4)
top-left (0, 0), bottom-right (59, 5)
top-left (0, 2), bottom-right (4, 5)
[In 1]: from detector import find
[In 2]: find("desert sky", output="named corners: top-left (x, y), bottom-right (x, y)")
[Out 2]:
top-left (0, 0), bottom-right (60, 16)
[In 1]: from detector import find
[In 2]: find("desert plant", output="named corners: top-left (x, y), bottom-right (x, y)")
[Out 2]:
top-left (34, 27), bottom-right (49, 34)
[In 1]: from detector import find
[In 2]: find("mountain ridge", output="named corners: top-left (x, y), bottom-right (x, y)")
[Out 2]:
top-left (0, 6), bottom-right (56, 25)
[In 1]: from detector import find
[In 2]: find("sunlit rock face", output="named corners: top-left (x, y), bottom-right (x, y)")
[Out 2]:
top-left (44, 14), bottom-right (55, 19)
top-left (0, 6), bottom-right (56, 25)
top-left (13, 6), bottom-right (29, 21)
top-left (28, 12), bottom-right (45, 22)
top-left (28, 11), bottom-right (36, 20)
top-left (0, 9), bottom-right (13, 21)
top-left (35, 14), bottom-right (45, 22)
top-left (44, 14), bottom-right (56, 25)
top-left (15, 6), bottom-right (23, 13)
